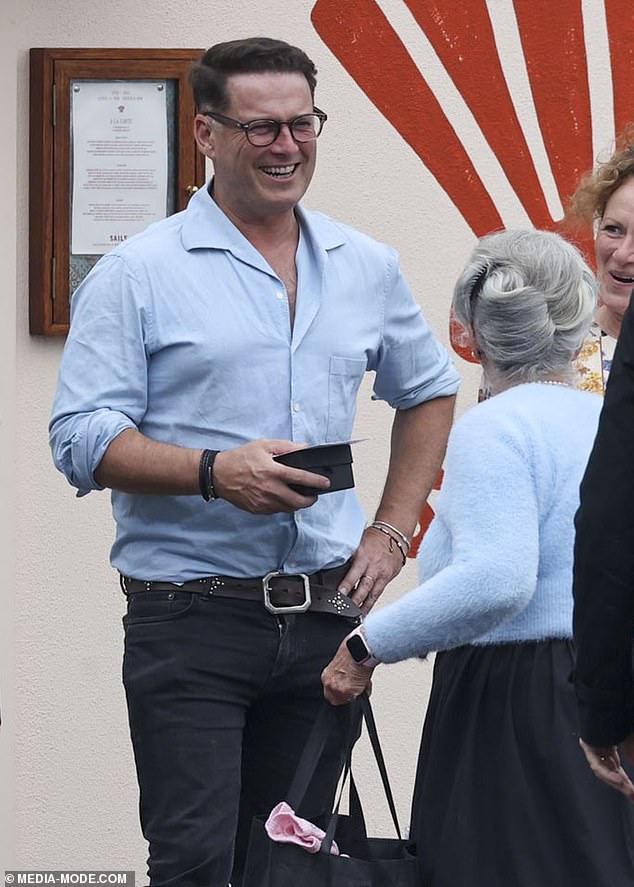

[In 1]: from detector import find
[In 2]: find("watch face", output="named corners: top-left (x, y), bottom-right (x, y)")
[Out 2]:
top-left (346, 633), bottom-right (369, 663)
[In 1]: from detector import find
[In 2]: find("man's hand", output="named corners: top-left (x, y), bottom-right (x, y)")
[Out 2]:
top-left (322, 638), bottom-right (374, 705)
top-left (334, 395), bottom-right (455, 615)
top-left (336, 526), bottom-right (406, 615)
top-left (579, 737), bottom-right (634, 801)
top-left (213, 439), bottom-right (330, 514)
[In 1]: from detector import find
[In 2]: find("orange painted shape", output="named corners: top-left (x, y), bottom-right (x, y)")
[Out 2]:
top-left (449, 308), bottom-right (479, 364)
top-left (409, 468), bottom-right (444, 558)
top-left (402, 0), bottom-right (553, 230)
top-left (311, 0), bottom-right (503, 236)
top-left (312, 0), bottom-right (602, 359)
top-left (512, 0), bottom-right (593, 207)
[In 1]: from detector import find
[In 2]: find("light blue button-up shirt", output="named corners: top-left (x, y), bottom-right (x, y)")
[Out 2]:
top-left (50, 185), bottom-right (460, 581)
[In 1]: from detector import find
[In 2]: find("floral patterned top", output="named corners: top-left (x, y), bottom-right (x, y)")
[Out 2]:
top-left (574, 321), bottom-right (617, 396)
top-left (477, 320), bottom-right (617, 401)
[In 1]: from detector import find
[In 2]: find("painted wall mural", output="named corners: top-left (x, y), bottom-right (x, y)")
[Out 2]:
top-left (312, 0), bottom-right (634, 360)
top-left (312, 0), bottom-right (632, 550)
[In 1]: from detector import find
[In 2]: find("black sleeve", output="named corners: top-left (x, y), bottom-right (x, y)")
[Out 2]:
top-left (573, 296), bottom-right (634, 745)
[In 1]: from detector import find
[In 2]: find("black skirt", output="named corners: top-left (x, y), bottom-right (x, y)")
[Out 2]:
top-left (410, 640), bottom-right (634, 887)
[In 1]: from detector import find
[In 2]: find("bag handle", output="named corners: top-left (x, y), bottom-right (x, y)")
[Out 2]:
top-left (320, 695), bottom-right (402, 855)
top-left (320, 745), bottom-right (355, 854)
top-left (286, 699), bottom-right (360, 811)
top-left (359, 694), bottom-right (402, 838)
top-left (286, 694), bottom-right (403, 849)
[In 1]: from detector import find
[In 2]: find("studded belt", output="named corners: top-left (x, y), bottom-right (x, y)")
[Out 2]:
top-left (119, 560), bottom-right (361, 619)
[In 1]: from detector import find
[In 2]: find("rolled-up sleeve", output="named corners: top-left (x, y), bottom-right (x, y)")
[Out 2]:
top-left (49, 254), bottom-right (150, 495)
top-left (372, 249), bottom-right (460, 409)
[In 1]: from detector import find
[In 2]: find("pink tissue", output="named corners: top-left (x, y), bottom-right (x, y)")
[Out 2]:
top-left (264, 801), bottom-right (340, 855)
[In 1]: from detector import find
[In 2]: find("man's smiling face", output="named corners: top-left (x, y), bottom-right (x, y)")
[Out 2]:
top-left (203, 71), bottom-right (317, 225)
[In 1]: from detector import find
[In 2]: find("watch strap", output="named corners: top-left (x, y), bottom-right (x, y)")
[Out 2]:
top-left (346, 625), bottom-right (380, 668)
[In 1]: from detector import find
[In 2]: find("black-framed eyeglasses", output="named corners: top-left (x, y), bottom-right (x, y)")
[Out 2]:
top-left (203, 107), bottom-right (327, 146)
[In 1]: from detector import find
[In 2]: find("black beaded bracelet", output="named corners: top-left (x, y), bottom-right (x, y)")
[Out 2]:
top-left (198, 449), bottom-right (219, 502)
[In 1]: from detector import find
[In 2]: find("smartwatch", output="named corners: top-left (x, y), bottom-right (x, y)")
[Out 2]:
top-left (345, 625), bottom-right (380, 668)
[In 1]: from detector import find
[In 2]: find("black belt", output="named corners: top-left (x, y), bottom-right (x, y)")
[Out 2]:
top-left (119, 561), bottom-right (361, 619)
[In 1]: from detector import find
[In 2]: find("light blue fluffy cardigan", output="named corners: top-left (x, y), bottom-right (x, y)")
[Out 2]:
top-left (364, 383), bottom-right (603, 663)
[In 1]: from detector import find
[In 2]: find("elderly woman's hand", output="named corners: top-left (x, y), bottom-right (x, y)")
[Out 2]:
top-left (322, 638), bottom-right (375, 705)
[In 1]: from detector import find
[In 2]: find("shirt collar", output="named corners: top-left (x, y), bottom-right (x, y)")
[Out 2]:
top-left (181, 179), bottom-right (346, 255)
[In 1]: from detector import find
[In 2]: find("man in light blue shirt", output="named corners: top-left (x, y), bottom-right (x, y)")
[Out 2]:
top-left (50, 36), bottom-right (459, 887)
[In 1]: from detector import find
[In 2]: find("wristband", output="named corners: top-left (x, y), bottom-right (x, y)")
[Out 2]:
top-left (198, 449), bottom-right (219, 501)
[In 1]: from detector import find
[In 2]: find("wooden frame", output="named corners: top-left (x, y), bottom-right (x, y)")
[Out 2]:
top-left (29, 48), bottom-right (206, 336)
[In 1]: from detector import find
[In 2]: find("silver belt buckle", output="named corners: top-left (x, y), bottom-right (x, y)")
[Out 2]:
top-left (262, 571), bottom-right (312, 614)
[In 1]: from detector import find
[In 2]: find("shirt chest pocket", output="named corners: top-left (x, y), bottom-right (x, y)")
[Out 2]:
top-left (326, 356), bottom-right (367, 442)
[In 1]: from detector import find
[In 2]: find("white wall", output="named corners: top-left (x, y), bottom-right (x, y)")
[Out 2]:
top-left (4, 0), bottom-right (612, 877)
top-left (1, 0), bottom-right (18, 871)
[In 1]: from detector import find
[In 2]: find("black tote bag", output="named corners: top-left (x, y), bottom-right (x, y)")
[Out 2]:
top-left (242, 694), bottom-right (417, 887)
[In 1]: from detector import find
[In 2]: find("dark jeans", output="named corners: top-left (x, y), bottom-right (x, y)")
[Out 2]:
top-left (122, 590), bottom-right (358, 887)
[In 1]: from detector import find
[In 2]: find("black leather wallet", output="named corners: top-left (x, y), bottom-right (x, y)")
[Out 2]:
top-left (273, 443), bottom-right (355, 496)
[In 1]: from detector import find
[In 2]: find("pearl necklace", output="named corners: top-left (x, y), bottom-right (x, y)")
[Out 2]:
top-left (492, 379), bottom-right (574, 395)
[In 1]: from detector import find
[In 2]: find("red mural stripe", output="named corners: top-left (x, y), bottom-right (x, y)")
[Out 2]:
top-left (409, 468), bottom-right (444, 557)
top-left (403, 0), bottom-right (553, 230)
top-left (311, 0), bottom-right (503, 235)
top-left (604, 0), bottom-right (634, 136)
top-left (512, 0), bottom-right (593, 209)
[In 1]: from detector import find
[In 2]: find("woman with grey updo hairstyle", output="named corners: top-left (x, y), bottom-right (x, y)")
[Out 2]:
top-left (322, 227), bottom-right (634, 885)
top-left (453, 228), bottom-right (597, 393)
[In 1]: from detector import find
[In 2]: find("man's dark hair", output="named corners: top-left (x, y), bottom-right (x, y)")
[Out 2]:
top-left (189, 37), bottom-right (318, 112)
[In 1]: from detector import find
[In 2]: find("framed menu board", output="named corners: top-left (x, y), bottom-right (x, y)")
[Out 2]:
top-left (29, 48), bottom-right (206, 335)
